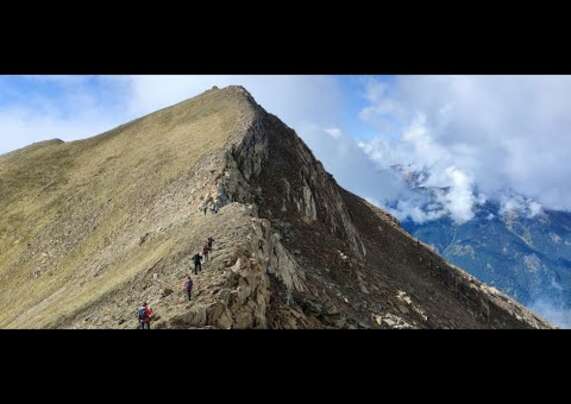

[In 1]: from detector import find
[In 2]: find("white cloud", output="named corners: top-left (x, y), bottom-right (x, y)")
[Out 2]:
top-left (436, 166), bottom-right (476, 224)
top-left (388, 198), bottom-right (447, 224)
top-left (499, 193), bottom-right (544, 219)
top-left (359, 112), bottom-right (478, 224)
top-left (324, 128), bottom-right (343, 139)
top-left (528, 201), bottom-right (543, 218)
top-left (358, 75), bottom-right (571, 218)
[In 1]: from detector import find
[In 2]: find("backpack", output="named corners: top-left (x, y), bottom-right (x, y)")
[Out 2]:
top-left (137, 307), bottom-right (146, 320)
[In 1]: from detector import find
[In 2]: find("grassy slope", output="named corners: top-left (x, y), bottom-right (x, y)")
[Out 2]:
top-left (0, 87), bottom-right (255, 328)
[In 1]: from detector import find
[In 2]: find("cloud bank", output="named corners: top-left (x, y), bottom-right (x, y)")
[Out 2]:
top-left (358, 76), bottom-right (571, 221)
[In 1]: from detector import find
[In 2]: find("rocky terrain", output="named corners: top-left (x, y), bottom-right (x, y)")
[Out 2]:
top-left (0, 86), bottom-right (552, 329)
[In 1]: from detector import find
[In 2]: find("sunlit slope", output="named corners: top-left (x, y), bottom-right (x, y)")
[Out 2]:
top-left (0, 87), bottom-right (255, 327)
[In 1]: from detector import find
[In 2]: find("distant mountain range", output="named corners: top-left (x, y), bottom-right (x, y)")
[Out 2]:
top-left (392, 165), bottom-right (571, 327)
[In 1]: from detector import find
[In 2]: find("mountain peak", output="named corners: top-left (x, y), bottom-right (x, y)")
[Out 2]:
top-left (198, 84), bottom-right (259, 108)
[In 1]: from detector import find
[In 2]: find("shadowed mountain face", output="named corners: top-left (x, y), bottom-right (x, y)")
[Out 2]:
top-left (0, 86), bottom-right (551, 329)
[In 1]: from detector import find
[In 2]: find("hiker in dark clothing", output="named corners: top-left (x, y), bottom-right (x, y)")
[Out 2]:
top-left (202, 244), bottom-right (209, 263)
top-left (185, 276), bottom-right (193, 301)
top-left (192, 253), bottom-right (203, 275)
top-left (207, 237), bottom-right (215, 251)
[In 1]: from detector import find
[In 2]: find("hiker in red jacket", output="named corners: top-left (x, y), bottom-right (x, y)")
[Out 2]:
top-left (137, 302), bottom-right (153, 329)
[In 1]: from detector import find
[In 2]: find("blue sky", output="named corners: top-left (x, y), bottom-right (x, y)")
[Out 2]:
top-left (337, 76), bottom-right (381, 139)
top-left (0, 76), bottom-right (127, 116)
top-left (2, 75), bottom-right (571, 223)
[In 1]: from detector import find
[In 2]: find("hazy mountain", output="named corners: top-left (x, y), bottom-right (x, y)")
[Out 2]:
top-left (397, 174), bottom-right (571, 327)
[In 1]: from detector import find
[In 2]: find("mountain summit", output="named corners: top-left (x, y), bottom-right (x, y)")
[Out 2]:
top-left (0, 86), bottom-right (551, 329)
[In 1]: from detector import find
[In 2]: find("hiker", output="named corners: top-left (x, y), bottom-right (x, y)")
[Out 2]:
top-left (137, 302), bottom-right (153, 330)
top-left (192, 252), bottom-right (203, 274)
top-left (185, 276), bottom-right (193, 301)
top-left (207, 237), bottom-right (215, 250)
top-left (202, 244), bottom-right (209, 263)
top-left (203, 205), bottom-right (208, 216)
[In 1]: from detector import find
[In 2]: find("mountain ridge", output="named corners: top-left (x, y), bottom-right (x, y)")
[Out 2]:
top-left (0, 86), bottom-right (552, 329)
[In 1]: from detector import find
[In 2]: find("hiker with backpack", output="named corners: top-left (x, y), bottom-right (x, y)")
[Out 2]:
top-left (137, 302), bottom-right (153, 330)
top-left (192, 252), bottom-right (203, 275)
top-left (207, 237), bottom-right (215, 251)
top-left (185, 276), bottom-right (194, 301)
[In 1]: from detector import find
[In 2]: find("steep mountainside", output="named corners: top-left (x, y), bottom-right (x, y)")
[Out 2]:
top-left (0, 86), bottom-right (551, 329)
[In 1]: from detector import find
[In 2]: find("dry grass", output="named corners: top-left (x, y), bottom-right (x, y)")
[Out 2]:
top-left (0, 86), bottom-right (256, 328)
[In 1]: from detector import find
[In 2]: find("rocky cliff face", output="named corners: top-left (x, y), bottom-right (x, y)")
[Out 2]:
top-left (0, 86), bottom-right (552, 329)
